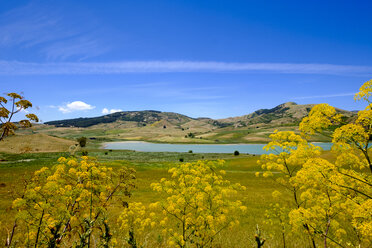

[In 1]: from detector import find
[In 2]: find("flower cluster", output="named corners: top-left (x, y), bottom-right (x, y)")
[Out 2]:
top-left (259, 79), bottom-right (372, 247)
top-left (11, 156), bottom-right (136, 247)
top-left (150, 160), bottom-right (246, 247)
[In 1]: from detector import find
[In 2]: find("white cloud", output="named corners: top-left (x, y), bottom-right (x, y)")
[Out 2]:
top-left (0, 61), bottom-right (371, 76)
top-left (58, 101), bottom-right (95, 113)
top-left (102, 108), bottom-right (123, 114)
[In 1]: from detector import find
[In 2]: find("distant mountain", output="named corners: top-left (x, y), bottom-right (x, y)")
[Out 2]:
top-left (45, 102), bottom-right (356, 128)
top-left (45, 110), bottom-right (194, 128)
top-left (218, 102), bottom-right (355, 127)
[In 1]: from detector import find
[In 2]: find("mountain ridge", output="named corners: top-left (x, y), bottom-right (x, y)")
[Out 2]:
top-left (44, 102), bottom-right (356, 128)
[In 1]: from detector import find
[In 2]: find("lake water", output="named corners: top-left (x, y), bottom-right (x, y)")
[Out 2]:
top-left (103, 141), bottom-right (333, 154)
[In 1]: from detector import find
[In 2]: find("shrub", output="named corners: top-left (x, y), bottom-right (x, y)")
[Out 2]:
top-left (258, 79), bottom-right (372, 247)
top-left (9, 156), bottom-right (136, 247)
top-left (234, 150), bottom-right (240, 156)
top-left (150, 160), bottom-right (247, 247)
top-left (77, 136), bottom-right (87, 147)
top-left (187, 132), bottom-right (195, 138)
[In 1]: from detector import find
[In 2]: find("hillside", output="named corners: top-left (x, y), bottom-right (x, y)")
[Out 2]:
top-left (45, 110), bottom-right (194, 128)
top-left (0, 133), bottom-right (75, 153)
top-left (39, 102), bottom-right (356, 144)
top-left (218, 102), bottom-right (355, 127)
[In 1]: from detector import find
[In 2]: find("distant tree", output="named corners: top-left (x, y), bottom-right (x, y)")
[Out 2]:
top-left (188, 150), bottom-right (193, 153)
top-left (77, 136), bottom-right (87, 147)
top-left (187, 132), bottom-right (195, 138)
top-left (234, 150), bottom-right (240, 156)
top-left (0, 93), bottom-right (38, 141)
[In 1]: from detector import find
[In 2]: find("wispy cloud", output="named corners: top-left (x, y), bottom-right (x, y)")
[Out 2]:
top-left (0, 3), bottom-right (108, 60)
top-left (293, 93), bottom-right (357, 100)
top-left (42, 34), bottom-right (109, 61)
top-left (0, 61), bottom-right (371, 76)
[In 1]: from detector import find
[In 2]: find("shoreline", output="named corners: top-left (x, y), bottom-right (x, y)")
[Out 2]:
top-left (101, 140), bottom-right (333, 154)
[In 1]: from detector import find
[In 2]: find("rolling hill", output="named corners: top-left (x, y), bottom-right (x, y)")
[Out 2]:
top-left (45, 102), bottom-right (355, 129)
top-left (39, 102), bottom-right (356, 144)
top-left (217, 102), bottom-right (355, 127)
top-left (45, 110), bottom-right (194, 128)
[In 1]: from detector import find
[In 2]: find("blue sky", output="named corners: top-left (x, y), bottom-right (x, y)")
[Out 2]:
top-left (0, 0), bottom-right (371, 122)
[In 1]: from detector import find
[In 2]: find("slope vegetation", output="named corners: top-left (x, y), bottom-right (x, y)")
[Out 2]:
top-left (39, 102), bottom-right (355, 144)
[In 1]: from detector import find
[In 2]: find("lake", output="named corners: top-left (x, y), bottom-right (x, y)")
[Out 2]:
top-left (103, 141), bottom-right (333, 154)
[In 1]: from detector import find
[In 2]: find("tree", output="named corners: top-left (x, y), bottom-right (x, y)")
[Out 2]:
top-left (77, 136), bottom-right (87, 147)
top-left (0, 93), bottom-right (38, 141)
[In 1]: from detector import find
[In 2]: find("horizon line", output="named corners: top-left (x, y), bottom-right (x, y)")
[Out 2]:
top-left (40, 100), bottom-right (359, 123)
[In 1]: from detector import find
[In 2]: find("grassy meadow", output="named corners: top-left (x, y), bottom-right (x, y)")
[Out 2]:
top-left (0, 144), bottom-right (339, 247)
top-left (14, 121), bottom-right (331, 146)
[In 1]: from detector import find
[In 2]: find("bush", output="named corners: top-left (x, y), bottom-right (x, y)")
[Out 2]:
top-left (234, 150), bottom-right (240, 156)
top-left (77, 136), bottom-right (87, 147)
top-left (179, 158), bottom-right (184, 162)
top-left (150, 160), bottom-right (247, 247)
top-left (187, 132), bottom-right (195, 138)
top-left (188, 150), bottom-right (193, 153)
top-left (9, 156), bottom-right (136, 247)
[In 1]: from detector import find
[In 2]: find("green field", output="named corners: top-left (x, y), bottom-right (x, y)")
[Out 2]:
top-left (0, 148), bottom-right (309, 247)
top-left (16, 120), bottom-right (332, 147)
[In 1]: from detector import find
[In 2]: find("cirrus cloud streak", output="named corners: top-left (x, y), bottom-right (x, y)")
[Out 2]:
top-left (0, 60), bottom-right (371, 76)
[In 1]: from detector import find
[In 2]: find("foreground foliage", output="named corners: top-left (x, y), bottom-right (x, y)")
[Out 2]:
top-left (0, 92), bottom-right (38, 141)
top-left (149, 160), bottom-right (246, 247)
top-left (8, 156), bottom-right (135, 247)
top-left (258, 79), bottom-right (372, 247)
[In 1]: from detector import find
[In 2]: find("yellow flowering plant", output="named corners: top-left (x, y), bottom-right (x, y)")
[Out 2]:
top-left (150, 160), bottom-right (246, 248)
top-left (260, 79), bottom-right (372, 247)
top-left (9, 156), bottom-right (136, 247)
top-left (0, 92), bottom-right (39, 141)
top-left (118, 202), bottom-right (156, 247)
top-left (258, 131), bottom-right (320, 247)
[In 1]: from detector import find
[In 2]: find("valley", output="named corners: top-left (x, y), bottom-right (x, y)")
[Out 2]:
top-left (3, 102), bottom-right (355, 154)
